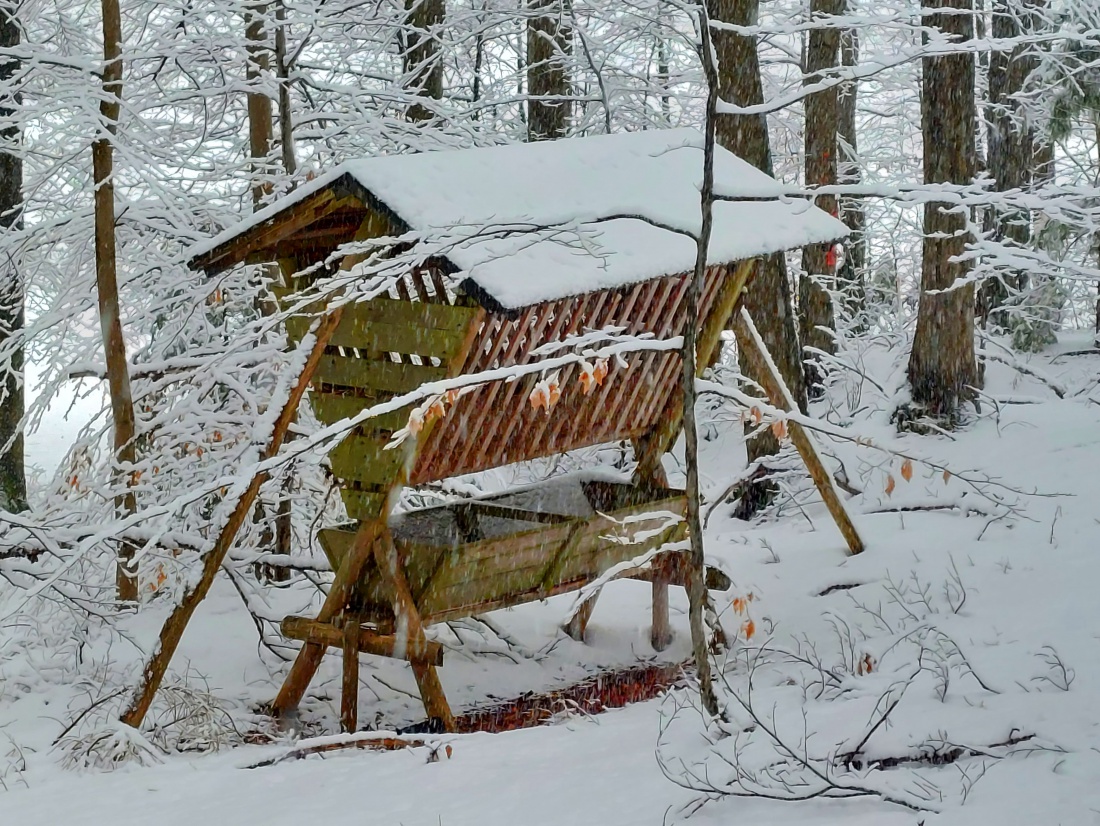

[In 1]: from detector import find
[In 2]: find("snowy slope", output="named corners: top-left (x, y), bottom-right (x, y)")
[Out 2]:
top-left (2, 336), bottom-right (1099, 825)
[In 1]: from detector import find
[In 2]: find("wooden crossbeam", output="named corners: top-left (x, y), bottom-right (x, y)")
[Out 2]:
top-left (371, 530), bottom-right (455, 731)
top-left (281, 615), bottom-right (444, 666)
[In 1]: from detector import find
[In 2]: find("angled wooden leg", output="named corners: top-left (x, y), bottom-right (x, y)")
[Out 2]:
top-left (563, 590), bottom-right (600, 641)
top-left (341, 615), bottom-right (360, 733)
top-left (272, 520), bottom-right (384, 718)
top-left (371, 530), bottom-right (455, 732)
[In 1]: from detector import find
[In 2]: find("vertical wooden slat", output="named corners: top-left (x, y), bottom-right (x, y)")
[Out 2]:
top-left (554, 281), bottom-right (647, 452)
top-left (616, 275), bottom-right (686, 435)
top-left (599, 279), bottom-right (666, 448)
top-left (423, 309), bottom-right (533, 480)
top-left (464, 302), bottom-right (558, 473)
top-left (511, 293), bottom-right (597, 462)
top-left (544, 289), bottom-right (623, 454)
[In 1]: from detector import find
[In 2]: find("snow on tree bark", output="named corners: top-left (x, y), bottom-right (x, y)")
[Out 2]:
top-left (527, 0), bottom-right (571, 141)
top-left (836, 26), bottom-right (867, 327)
top-left (404, 0), bottom-right (445, 122)
top-left (94, 0), bottom-right (139, 601)
top-left (709, 0), bottom-right (808, 511)
top-left (978, 0), bottom-right (1039, 331)
top-left (0, 2), bottom-right (23, 513)
top-left (907, 0), bottom-right (982, 421)
top-left (798, 0), bottom-right (842, 396)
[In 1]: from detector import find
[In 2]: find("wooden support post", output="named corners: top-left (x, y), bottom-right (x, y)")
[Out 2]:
top-left (737, 308), bottom-right (865, 555)
top-left (651, 563), bottom-right (673, 651)
top-left (371, 530), bottom-right (455, 731)
top-left (563, 591), bottom-right (599, 641)
top-left (281, 616), bottom-right (444, 665)
top-left (341, 615), bottom-right (360, 733)
top-left (272, 519), bottom-right (384, 717)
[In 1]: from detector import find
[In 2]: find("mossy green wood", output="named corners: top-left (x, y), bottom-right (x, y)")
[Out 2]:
top-left (316, 487), bottom-right (688, 627)
top-left (309, 394), bottom-right (410, 435)
top-left (285, 311), bottom-right (473, 359)
top-left (313, 356), bottom-right (449, 393)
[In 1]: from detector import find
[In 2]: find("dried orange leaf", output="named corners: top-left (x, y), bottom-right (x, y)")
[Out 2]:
top-left (885, 474), bottom-right (896, 496)
top-left (426, 398), bottom-right (446, 422)
top-left (771, 419), bottom-right (788, 440)
top-left (742, 619), bottom-right (756, 640)
top-left (593, 358), bottom-right (608, 385)
top-left (900, 458), bottom-right (913, 482)
top-left (943, 469), bottom-right (951, 483)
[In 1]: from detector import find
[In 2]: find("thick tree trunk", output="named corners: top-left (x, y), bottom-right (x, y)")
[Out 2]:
top-left (837, 26), bottom-right (867, 327)
top-left (526, 0), bottom-right (571, 141)
top-left (977, 0), bottom-right (1035, 329)
top-left (907, 0), bottom-right (981, 420)
top-left (245, 2), bottom-right (274, 207)
top-left (95, 0), bottom-right (139, 601)
top-left (709, 0), bottom-right (807, 514)
top-left (404, 0), bottom-right (445, 122)
top-left (798, 0), bottom-right (842, 395)
top-left (0, 5), bottom-right (24, 513)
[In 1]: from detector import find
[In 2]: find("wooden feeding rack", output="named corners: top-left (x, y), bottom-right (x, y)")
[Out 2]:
top-left (188, 129), bottom-right (851, 732)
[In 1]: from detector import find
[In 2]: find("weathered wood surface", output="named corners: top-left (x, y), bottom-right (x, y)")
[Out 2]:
top-left (281, 615), bottom-right (444, 666)
top-left (737, 308), bottom-right (865, 555)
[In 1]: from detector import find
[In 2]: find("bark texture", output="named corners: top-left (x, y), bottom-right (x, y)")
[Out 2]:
top-left (245, 2), bottom-right (274, 206)
top-left (274, 0), bottom-right (296, 175)
top-left (404, 0), bottom-right (445, 122)
top-left (709, 0), bottom-right (807, 507)
top-left (95, 0), bottom-right (139, 600)
top-left (837, 26), bottom-right (867, 326)
top-left (977, 0), bottom-right (1036, 328)
top-left (527, 0), bottom-right (571, 141)
top-left (907, 0), bottom-right (981, 419)
top-left (798, 0), bottom-right (842, 395)
top-left (0, 4), bottom-right (24, 513)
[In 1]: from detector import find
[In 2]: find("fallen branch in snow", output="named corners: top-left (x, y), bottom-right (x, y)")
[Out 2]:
top-left (976, 336), bottom-right (1067, 399)
top-left (241, 731), bottom-right (439, 768)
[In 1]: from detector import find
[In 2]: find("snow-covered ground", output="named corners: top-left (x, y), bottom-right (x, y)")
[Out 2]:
top-left (2, 334), bottom-right (1100, 825)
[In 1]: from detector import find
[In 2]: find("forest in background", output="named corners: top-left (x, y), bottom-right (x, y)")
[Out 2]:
top-left (0, 0), bottom-right (1097, 801)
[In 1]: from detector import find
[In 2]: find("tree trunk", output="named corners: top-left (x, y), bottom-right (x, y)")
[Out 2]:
top-left (907, 0), bottom-right (981, 420)
top-left (95, 0), bottom-right (139, 601)
top-left (836, 26), bottom-right (866, 328)
top-left (684, 1), bottom-right (723, 721)
top-left (527, 0), bottom-right (571, 141)
top-left (245, 2), bottom-right (274, 207)
top-left (798, 0), bottom-right (842, 396)
top-left (709, 0), bottom-right (807, 515)
top-left (404, 0), bottom-right (445, 122)
top-left (977, 0), bottom-right (1035, 329)
top-left (0, 5), bottom-right (24, 513)
top-left (274, 0), bottom-right (296, 175)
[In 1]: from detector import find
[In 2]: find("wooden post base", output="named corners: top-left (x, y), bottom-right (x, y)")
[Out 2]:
top-left (341, 615), bottom-right (360, 733)
top-left (564, 590), bottom-right (600, 641)
top-left (651, 574), bottom-right (672, 651)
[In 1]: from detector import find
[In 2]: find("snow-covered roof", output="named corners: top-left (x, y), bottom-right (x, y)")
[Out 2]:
top-left (190, 128), bottom-right (847, 312)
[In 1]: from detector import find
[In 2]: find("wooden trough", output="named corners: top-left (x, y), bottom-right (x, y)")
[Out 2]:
top-left (188, 130), bottom-right (849, 732)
